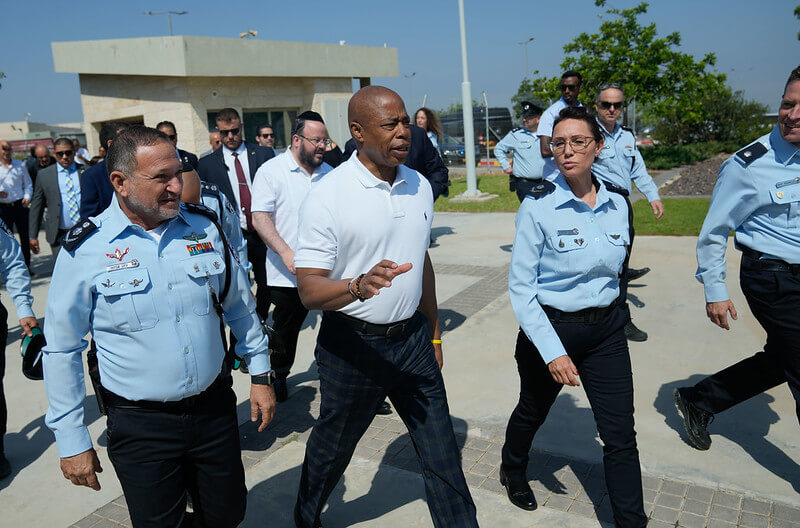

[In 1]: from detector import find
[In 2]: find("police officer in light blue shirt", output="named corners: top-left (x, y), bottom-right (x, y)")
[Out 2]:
top-left (593, 82), bottom-right (665, 342)
top-left (674, 66), bottom-right (800, 453)
top-left (0, 219), bottom-right (39, 479)
top-left (501, 107), bottom-right (647, 527)
top-left (42, 126), bottom-right (275, 528)
top-left (495, 101), bottom-right (546, 201)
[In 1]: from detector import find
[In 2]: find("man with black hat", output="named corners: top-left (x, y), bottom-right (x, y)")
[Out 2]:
top-left (0, 219), bottom-right (39, 479)
top-left (495, 101), bottom-right (546, 202)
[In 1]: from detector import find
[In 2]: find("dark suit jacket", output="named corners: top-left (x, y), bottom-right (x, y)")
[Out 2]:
top-left (343, 125), bottom-right (450, 200)
top-left (197, 142), bottom-right (274, 208)
top-left (79, 159), bottom-right (113, 218)
top-left (30, 163), bottom-right (86, 245)
top-left (178, 148), bottom-right (199, 170)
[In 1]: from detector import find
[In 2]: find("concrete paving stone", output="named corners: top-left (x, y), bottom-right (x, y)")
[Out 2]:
top-left (656, 492), bottom-right (684, 509)
top-left (643, 488), bottom-right (658, 504)
top-left (375, 430), bottom-right (399, 441)
top-left (710, 504), bottom-right (740, 523)
top-left (467, 438), bottom-right (491, 451)
top-left (662, 480), bottom-right (689, 497)
top-left (679, 512), bottom-right (709, 528)
top-left (742, 499), bottom-right (772, 516)
top-left (740, 512), bottom-right (770, 528)
top-left (72, 515), bottom-right (104, 528)
top-left (361, 437), bottom-right (388, 450)
top-left (644, 502), bottom-right (655, 516)
top-left (462, 447), bottom-right (484, 462)
top-left (485, 442), bottom-right (503, 456)
top-left (652, 505), bottom-right (681, 524)
top-left (364, 425), bottom-right (382, 438)
top-left (569, 461), bottom-right (595, 477)
top-left (643, 476), bottom-right (664, 491)
top-left (384, 421), bottom-right (406, 434)
top-left (370, 416), bottom-right (392, 429)
top-left (573, 490), bottom-right (596, 504)
top-left (648, 520), bottom-right (676, 528)
top-left (94, 503), bottom-right (127, 522)
top-left (684, 499), bottom-right (712, 516)
top-left (479, 477), bottom-right (505, 494)
top-left (771, 518), bottom-right (800, 528)
top-left (568, 500), bottom-right (597, 518)
top-left (713, 491), bottom-right (743, 509)
top-left (478, 452), bottom-right (502, 467)
top-left (353, 446), bottom-right (378, 460)
top-left (544, 494), bottom-right (573, 511)
top-left (774, 504), bottom-right (800, 522)
top-left (469, 462), bottom-right (494, 477)
top-left (464, 472), bottom-right (486, 488)
top-left (111, 496), bottom-right (127, 508)
top-left (687, 485), bottom-right (716, 503)
top-left (92, 520), bottom-right (125, 528)
top-left (707, 521), bottom-right (736, 528)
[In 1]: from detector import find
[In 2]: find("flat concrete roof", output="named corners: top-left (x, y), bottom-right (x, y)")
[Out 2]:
top-left (52, 36), bottom-right (398, 78)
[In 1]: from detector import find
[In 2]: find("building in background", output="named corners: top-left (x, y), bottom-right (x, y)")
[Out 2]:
top-left (51, 36), bottom-right (398, 155)
top-left (0, 121), bottom-right (86, 154)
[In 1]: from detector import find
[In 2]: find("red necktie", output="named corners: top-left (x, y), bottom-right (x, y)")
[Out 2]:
top-left (232, 152), bottom-right (253, 231)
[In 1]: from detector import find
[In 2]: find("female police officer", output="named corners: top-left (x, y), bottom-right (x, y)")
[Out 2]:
top-left (500, 106), bottom-right (646, 528)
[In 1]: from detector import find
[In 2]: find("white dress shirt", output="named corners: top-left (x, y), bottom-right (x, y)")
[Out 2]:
top-left (251, 150), bottom-right (332, 288)
top-left (221, 143), bottom-right (251, 229)
top-left (0, 159), bottom-right (33, 203)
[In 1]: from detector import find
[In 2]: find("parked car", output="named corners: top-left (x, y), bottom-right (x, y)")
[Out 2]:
top-left (438, 133), bottom-right (466, 166)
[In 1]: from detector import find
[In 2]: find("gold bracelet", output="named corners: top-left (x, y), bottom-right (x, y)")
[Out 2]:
top-left (431, 339), bottom-right (442, 344)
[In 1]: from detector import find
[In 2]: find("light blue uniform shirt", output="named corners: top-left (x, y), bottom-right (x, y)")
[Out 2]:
top-left (696, 126), bottom-right (800, 303)
top-left (43, 196), bottom-right (270, 458)
top-left (509, 174), bottom-right (630, 363)
top-left (56, 162), bottom-right (82, 229)
top-left (0, 220), bottom-right (34, 320)
top-left (200, 185), bottom-right (251, 274)
top-left (537, 98), bottom-right (583, 180)
top-left (494, 128), bottom-right (546, 180)
top-left (593, 121), bottom-right (660, 203)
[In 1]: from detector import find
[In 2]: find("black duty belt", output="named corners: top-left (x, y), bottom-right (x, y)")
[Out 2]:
top-left (541, 299), bottom-right (619, 325)
top-left (326, 310), bottom-right (416, 339)
top-left (104, 373), bottom-right (228, 412)
top-left (740, 246), bottom-right (800, 274)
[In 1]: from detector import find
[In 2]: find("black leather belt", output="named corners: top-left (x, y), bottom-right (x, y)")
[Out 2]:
top-left (0, 200), bottom-right (22, 208)
top-left (326, 310), bottom-right (416, 339)
top-left (104, 373), bottom-right (228, 411)
top-left (740, 246), bottom-right (800, 274)
top-left (542, 299), bottom-right (619, 324)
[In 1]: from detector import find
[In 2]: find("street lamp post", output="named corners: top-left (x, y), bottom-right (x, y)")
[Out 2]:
top-left (517, 37), bottom-right (534, 79)
top-left (458, 0), bottom-right (478, 195)
top-left (142, 10), bottom-right (188, 36)
top-left (404, 72), bottom-right (416, 109)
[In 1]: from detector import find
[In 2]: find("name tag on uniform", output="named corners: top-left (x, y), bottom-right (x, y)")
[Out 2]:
top-left (106, 259), bottom-right (139, 272)
top-left (186, 242), bottom-right (214, 256)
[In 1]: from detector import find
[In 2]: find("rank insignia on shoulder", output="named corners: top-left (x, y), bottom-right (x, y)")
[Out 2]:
top-left (182, 202), bottom-right (218, 222)
top-left (526, 180), bottom-right (556, 199)
top-left (62, 220), bottom-right (98, 252)
top-left (602, 180), bottom-right (629, 196)
top-left (735, 142), bottom-right (768, 165)
top-left (183, 232), bottom-right (208, 242)
top-left (200, 181), bottom-right (219, 194)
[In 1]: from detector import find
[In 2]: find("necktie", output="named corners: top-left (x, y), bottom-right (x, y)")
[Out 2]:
top-left (232, 151), bottom-right (253, 231)
top-left (64, 168), bottom-right (80, 224)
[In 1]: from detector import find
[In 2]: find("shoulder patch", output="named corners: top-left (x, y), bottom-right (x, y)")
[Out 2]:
top-left (181, 202), bottom-right (218, 222)
top-left (735, 142), bottom-right (768, 166)
top-left (602, 180), bottom-right (630, 197)
top-left (62, 220), bottom-right (98, 252)
top-left (200, 181), bottom-right (220, 195)
top-left (526, 180), bottom-right (556, 199)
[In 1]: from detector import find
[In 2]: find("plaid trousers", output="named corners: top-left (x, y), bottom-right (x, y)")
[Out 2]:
top-left (295, 311), bottom-right (478, 528)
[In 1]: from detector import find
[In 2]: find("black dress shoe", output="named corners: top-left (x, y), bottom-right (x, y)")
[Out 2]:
top-left (499, 468), bottom-right (537, 511)
top-left (274, 377), bottom-right (288, 403)
top-left (674, 387), bottom-right (714, 450)
top-left (624, 321), bottom-right (648, 342)
top-left (0, 454), bottom-right (10, 480)
top-left (375, 400), bottom-right (393, 415)
top-left (626, 267), bottom-right (650, 282)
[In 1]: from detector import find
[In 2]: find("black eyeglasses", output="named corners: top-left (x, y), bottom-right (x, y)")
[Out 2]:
top-left (260, 133), bottom-right (274, 138)
top-left (54, 150), bottom-right (74, 158)
top-left (598, 101), bottom-right (623, 110)
top-left (560, 84), bottom-right (580, 92)
top-left (218, 128), bottom-right (240, 137)
top-left (297, 134), bottom-right (332, 148)
top-left (550, 136), bottom-right (596, 154)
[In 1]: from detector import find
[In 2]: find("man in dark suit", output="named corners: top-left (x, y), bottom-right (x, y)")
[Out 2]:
top-left (29, 138), bottom-right (85, 256)
top-left (157, 120), bottom-right (199, 170)
top-left (79, 121), bottom-right (129, 218)
top-left (198, 108), bottom-right (275, 321)
top-left (344, 124), bottom-right (450, 200)
top-left (27, 145), bottom-right (56, 187)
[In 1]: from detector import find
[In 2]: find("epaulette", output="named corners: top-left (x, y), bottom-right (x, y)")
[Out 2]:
top-left (200, 181), bottom-right (220, 196)
top-left (526, 180), bottom-right (556, 199)
top-left (602, 180), bottom-right (629, 197)
top-left (511, 127), bottom-right (522, 133)
top-left (62, 220), bottom-right (98, 252)
top-left (620, 125), bottom-right (634, 134)
top-left (735, 142), bottom-right (768, 166)
top-left (181, 202), bottom-right (219, 222)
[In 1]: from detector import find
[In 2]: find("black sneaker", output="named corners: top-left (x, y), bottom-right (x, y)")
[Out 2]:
top-left (376, 400), bottom-right (393, 415)
top-left (274, 377), bottom-right (288, 403)
top-left (624, 321), bottom-right (648, 342)
top-left (0, 454), bottom-right (10, 480)
top-left (626, 267), bottom-right (650, 282)
top-left (673, 387), bottom-right (714, 451)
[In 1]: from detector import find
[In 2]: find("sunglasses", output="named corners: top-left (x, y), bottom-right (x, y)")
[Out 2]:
top-left (598, 101), bottom-right (623, 110)
top-left (560, 84), bottom-right (579, 92)
top-left (55, 150), bottom-right (74, 157)
top-left (260, 133), bottom-right (274, 138)
top-left (218, 128), bottom-right (240, 137)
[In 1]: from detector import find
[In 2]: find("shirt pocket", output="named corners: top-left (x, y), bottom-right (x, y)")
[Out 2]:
top-left (606, 231), bottom-right (630, 271)
top-left (182, 253), bottom-right (227, 316)
top-left (517, 139), bottom-right (533, 150)
top-left (95, 268), bottom-right (157, 332)
top-left (769, 188), bottom-right (800, 228)
top-left (597, 145), bottom-right (615, 160)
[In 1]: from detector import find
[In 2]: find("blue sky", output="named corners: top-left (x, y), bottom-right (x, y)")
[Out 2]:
top-left (1, 0), bottom-right (797, 124)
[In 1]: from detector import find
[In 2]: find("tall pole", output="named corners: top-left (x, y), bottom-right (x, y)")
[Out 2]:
top-left (482, 91), bottom-right (490, 167)
top-left (404, 72), bottom-right (416, 109)
top-left (458, 0), bottom-right (478, 195)
top-left (142, 11), bottom-right (187, 36)
top-left (517, 37), bottom-right (534, 80)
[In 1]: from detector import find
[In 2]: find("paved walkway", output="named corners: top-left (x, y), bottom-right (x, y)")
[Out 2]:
top-left (2, 212), bottom-right (798, 528)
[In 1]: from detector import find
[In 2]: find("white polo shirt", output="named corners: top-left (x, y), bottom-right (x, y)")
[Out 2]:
top-left (538, 98), bottom-right (583, 180)
top-left (251, 150), bottom-right (332, 288)
top-left (295, 153), bottom-right (433, 324)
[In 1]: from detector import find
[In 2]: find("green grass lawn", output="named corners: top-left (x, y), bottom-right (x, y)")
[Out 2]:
top-left (435, 173), bottom-right (710, 235)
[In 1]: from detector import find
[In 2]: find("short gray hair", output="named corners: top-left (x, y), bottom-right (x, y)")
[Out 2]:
top-left (596, 82), bottom-right (625, 101)
top-left (106, 125), bottom-right (171, 177)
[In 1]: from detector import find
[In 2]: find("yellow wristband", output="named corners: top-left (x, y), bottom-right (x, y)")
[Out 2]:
top-left (431, 339), bottom-right (442, 344)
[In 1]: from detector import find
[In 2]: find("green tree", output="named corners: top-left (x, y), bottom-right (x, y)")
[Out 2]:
top-left (437, 99), bottom-right (481, 116)
top-left (796, 5), bottom-right (800, 39)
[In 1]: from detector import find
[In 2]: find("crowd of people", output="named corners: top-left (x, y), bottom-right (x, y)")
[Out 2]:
top-left (0, 63), bottom-right (796, 528)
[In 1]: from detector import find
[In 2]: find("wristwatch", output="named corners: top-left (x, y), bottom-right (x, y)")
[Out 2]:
top-left (251, 370), bottom-right (276, 386)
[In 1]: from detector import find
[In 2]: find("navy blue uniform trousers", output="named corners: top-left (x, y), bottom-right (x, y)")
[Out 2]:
top-left (685, 257), bottom-right (800, 422)
top-left (106, 379), bottom-right (246, 528)
top-left (502, 304), bottom-right (646, 528)
top-left (295, 311), bottom-right (478, 528)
